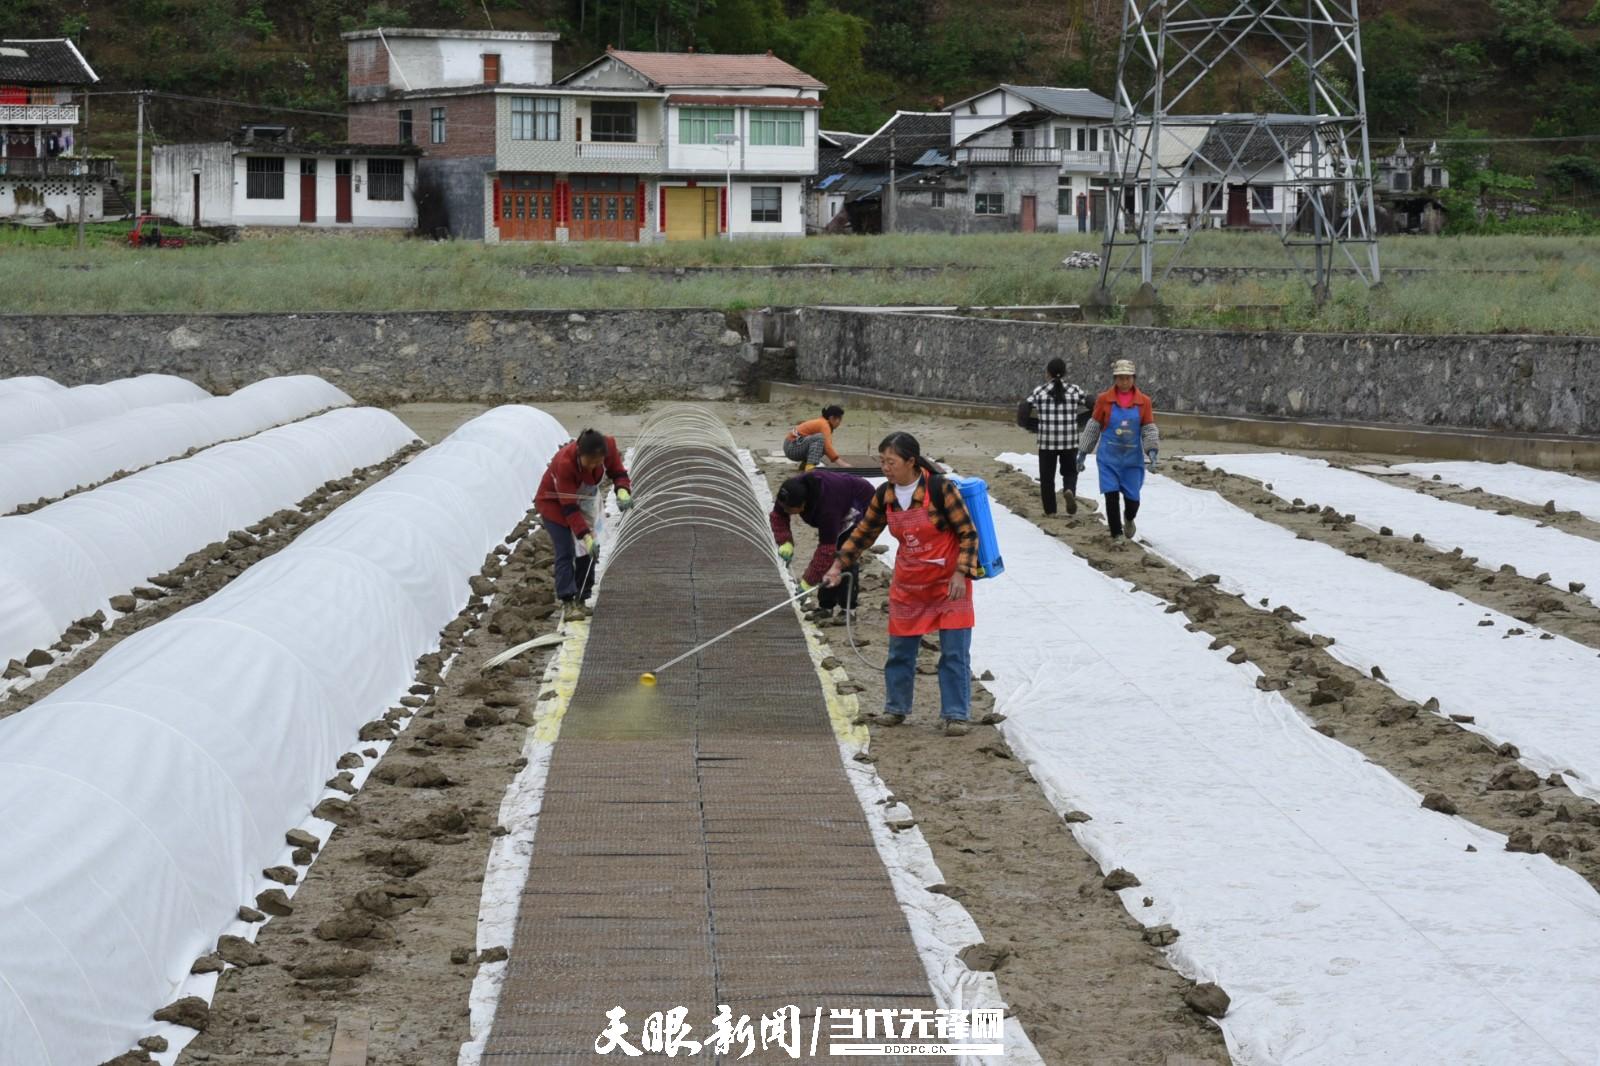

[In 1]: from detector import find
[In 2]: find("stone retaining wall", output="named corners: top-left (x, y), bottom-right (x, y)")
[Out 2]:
top-left (0, 309), bottom-right (758, 403)
top-left (793, 308), bottom-right (1600, 436)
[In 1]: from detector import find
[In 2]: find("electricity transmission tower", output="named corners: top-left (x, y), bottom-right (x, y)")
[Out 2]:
top-left (1096, 1), bottom-right (1382, 303)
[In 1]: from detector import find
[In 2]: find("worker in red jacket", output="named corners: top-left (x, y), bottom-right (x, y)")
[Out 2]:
top-left (535, 429), bottom-right (632, 613)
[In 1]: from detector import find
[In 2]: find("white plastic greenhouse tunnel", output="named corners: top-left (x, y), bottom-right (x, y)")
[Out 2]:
top-left (0, 374), bottom-right (354, 514)
top-left (0, 374), bottom-right (209, 445)
top-left (0, 404), bottom-right (570, 1066)
top-left (0, 405), bottom-right (418, 680)
top-left (0, 375), bottom-right (65, 397)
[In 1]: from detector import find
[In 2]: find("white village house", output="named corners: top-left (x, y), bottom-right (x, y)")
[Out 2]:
top-left (945, 84), bottom-right (1116, 232)
top-left (0, 37), bottom-right (123, 223)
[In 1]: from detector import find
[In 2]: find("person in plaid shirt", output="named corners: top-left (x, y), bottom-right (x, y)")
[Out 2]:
top-left (1024, 357), bottom-right (1087, 516)
top-left (824, 431), bottom-right (980, 736)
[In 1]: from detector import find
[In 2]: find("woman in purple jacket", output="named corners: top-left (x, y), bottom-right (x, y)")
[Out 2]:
top-left (770, 469), bottom-right (876, 619)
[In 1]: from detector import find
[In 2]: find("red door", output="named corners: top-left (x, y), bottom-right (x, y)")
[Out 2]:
top-left (1020, 194), bottom-right (1037, 233)
top-left (7, 130), bottom-right (35, 158)
top-left (299, 159), bottom-right (317, 223)
top-left (495, 183), bottom-right (556, 241)
top-left (1226, 184), bottom-right (1250, 227)
top-left (335, 159), bottom-right (352, 223)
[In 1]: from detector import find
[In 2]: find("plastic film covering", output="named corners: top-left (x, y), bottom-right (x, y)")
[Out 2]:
top-left (1391, 459), bottom-right (1600, 525)
top-left (0, 406), bottom-right (418, 673)
top-left (0, 373), bottom-right (208, 445)
top-left (0, 405), bottom-right (568, 1066)
top-left (1187, 452), bottom-right (1600, 608)
top-left (0, 375), bottom-right (64, 397)
top-left (0, 374), bottom-right (354, 514)
top-left (1005, 451), bottom-right (1600, 800)
top-left (889, 488), bottom-right (1600, 1065)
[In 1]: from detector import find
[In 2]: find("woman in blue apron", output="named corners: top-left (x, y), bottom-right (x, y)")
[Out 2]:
top-left (1078, 359), bottom-right (1160, 540)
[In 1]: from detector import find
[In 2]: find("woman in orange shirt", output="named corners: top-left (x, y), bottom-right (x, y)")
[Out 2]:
top-left (783, 405), bottom-right (844, 469)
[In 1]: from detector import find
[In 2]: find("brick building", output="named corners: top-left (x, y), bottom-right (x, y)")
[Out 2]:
top-left (345, 28), bottom-right (559, 238)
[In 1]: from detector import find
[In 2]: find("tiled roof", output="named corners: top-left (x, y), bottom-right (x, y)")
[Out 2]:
top-left (607, 50), bottom-right (825, 89)
top-left (1002, 85), bottom-right (1114, 119)
top-left (0, 38), bottom-right (98, 85)
top-left (665, 94), bottom-right (821, 108)
top-left (843, 112), bottom-right (950, 167)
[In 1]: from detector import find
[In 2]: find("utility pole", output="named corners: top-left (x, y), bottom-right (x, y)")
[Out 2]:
top-left (134, 91), bottom-right (145, 220)
top-left (76, 89), bottom-right (88, 250)
top-left (886, 129), bottom-right (896, 234)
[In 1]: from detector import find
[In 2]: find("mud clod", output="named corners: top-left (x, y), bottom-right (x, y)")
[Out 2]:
top-left (958, 942), bottom-right (1010, 972)
top-left (154, 996), bottom-right (211, 1030)
top-left (1142, 925), bottom-right (1180, 947)
top-left (1488, 765), bottom-right (1541, 791)
top-left (1103, 868), bottom-right (1141, 891)
top-left (1422, 792), bottom-right (1459, 815)
top-left (290, 949), bottom-right (373, 981)
top-left (255, 889), bottom-right (293, 916)
top-left (1184, 983), bottom-right (1230, 1018)
top-left (216, 934), bottom-right (269, 967)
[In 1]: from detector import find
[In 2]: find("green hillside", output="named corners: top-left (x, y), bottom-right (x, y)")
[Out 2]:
top-left (3, 0), bottom-right (1597, 216)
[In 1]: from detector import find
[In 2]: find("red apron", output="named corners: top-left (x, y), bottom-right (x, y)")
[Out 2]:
top-left (886, 480), bottom-right (975, 637)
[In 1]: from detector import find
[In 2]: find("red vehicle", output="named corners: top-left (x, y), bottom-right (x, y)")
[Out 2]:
top-left (127, 215), bottom-right (187, 249)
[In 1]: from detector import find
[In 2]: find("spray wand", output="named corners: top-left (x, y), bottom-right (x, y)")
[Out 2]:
top-left (639, 583), bottom-right (817, 686)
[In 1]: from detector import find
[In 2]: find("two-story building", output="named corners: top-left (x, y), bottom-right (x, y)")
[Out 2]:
top-left (0, 37), bottom-right (119, 222)
top-left (345, 30), bottom-right (825, 242)
top-left (945, 84), bottom-right (1116, 232)
top-left (549, 48), bottom-right (823, 242)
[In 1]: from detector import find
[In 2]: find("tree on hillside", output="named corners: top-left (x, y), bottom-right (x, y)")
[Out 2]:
top-left (1490, 0), bottom-right (1579, 69)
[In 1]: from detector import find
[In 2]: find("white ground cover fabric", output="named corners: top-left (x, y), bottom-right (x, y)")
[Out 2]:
top-left (1187, 452), bottom-right (1600, 608)
top-left (1392, 459), bottom-right (1600, 525)
top-left (0, 373), bottom-right (207, 444)
top-left (0, 406), bottom-right (416, 677)
top-left (0, 374), bottom-right (353, 514)
top-left (0, 375), bottom-right (64, 396)
top-left (874, 493), bottom-right (1600, 1065)
top-left (1005, 452), bottom-right (1600, 800)
top-left (0, 405), bottom-right (568, 1066)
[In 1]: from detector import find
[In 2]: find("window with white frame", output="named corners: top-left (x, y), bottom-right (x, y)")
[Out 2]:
top-left (931, 189), bottom-right (945, 208)
top-left (368, 158), bottom-right (405, 201)
top-left (511, 96), bottom-right (561, 141)
top-left (1251, 184), bottom-right (1275, 210)
top-left (974, 192), bottom-right (1004, 215)
top-left (430, 107), bottom-right (445, 144)
top-left (680, 107), bottom-right (735, 145)
top-left (750, 109), bottom-right (803, 147)
top-left (245, 156), bottom-right (284, 199)
top-left (750, 185), bottom-right (782, 222)
top-left (397, 109), bottom-right (413, 145)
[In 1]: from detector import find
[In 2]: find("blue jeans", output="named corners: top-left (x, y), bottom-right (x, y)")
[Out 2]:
top-left (885, 628), bottom-right (972, 722)
top-left (542, 518), bottom-right (594, 602)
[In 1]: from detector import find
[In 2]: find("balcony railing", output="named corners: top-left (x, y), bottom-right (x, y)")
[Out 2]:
top-left (0, 156), bottom-right (117, 180)
top-left (574, 141), bottom-right (664, 164)
top-left (0, 104), bottom-right (79, 125)
top-left (956, 146), bottom-right (1063, 166)
top-left (953, 146), bottom-right (1113, 171)
top-left (1060, 149), bottom-right (1112, 171)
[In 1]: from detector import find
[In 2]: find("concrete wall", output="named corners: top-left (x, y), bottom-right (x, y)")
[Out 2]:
top-left (152, 143), bottom-right (235, 224)
top-left (793, 308), bottom-right (1600, 437)
top-left (0, 309), bottom-right (760, 403)
top-left (420, 155), bottom-right (492, 239)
